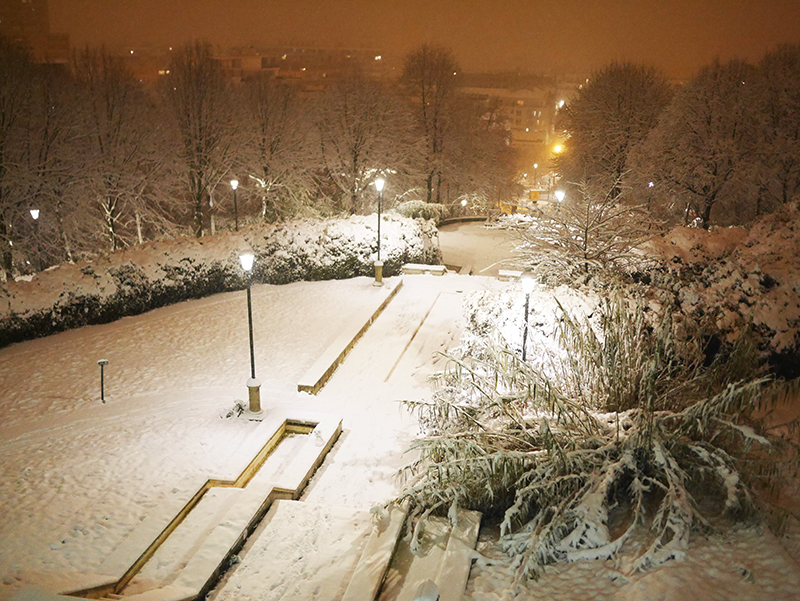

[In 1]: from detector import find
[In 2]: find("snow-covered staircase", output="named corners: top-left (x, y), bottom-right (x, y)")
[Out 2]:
top-left (40, 412), bottom-right (343, 601)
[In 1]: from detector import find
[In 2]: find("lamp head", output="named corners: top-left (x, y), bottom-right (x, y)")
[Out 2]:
top-left (555, 190), bottom-right (566, 202)
top-left (374, 177), bottom-right (385, 192)
top-left (230, 179), bottom-right (239, 190)
top-left (521, 275), bottom-right (535, 295)
top-left (239, 252), bottom-right (255, 272)
top-left (98, 359), bottom-right (109, 366)
top-left (30, 209), bottom-right (40, 220)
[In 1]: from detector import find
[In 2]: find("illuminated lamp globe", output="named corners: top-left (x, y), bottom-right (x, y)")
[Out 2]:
top-left (239, 252), bottom-right (255, 272)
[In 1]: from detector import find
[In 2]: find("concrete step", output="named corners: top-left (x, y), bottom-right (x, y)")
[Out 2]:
top-left (211, 500), bottom-right (376, 601)
top-left (297, 279), bottom-right (403, 395)
top-left (378, 510), bottom-right (481, 601)
top-left (55, 413), bottom-right (342, 601)
top-left (342, 504), bottom-right (408, 601)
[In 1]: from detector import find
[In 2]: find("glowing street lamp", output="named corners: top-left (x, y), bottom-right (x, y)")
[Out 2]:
top-left (231, 179), bottom-right (239, 231)
top-left (240, 252), bottom-right (261, 414)
top-left (554, 189), bottom-right (565, 214)
top-left (521, 275), bottom-right (535, 361)
top-left (373, 177), bottom-right (385, 286)
top-left (533, 163), bottom-right (538, 184)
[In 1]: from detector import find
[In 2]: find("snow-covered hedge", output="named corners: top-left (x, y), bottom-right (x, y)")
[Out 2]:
top-left (0, 214), bottom-right (441, 347)
top-left (642, 201), bottom-right (800, 376)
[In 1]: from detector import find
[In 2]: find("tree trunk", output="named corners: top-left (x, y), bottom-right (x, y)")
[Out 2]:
top-left (135, 211), bottom-right (144, 244)
top-left (0, 211), bottom-right (13, 280)
top-left (209, 193), bottom-right (216, 236)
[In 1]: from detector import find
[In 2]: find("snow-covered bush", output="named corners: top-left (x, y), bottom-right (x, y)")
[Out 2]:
top-left (398, 292), bottom-right (799, 587)
top-left (394, 200), bottom-right (448, 222)
top-left (0, 214), bottom-right (440, 347)
top-left (643, 200), bottom-right (800, 377)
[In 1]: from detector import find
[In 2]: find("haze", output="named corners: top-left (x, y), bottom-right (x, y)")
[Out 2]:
top-left (49, 0), bottom-right (800, 78)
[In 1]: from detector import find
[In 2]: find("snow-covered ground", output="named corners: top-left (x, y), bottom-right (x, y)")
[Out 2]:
top-left (1, 221), bottom-right (798, 601)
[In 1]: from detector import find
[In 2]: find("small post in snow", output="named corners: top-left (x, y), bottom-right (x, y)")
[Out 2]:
top-left (98, 359), bottom-right (109, 403)
top-left (521, 275), bottom-right (535, 362)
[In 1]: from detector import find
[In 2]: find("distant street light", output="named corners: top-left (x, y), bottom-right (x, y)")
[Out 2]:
top-left (240, 252), bottom-right (261, 415)
top-left (30, 209), bottom-right (41, 271)
top-left (373, 177), bottom-right (385, 287)
top-left (533, 163), bottom-right (538, 184)
top-left (231, 179), bottom-right (239, 231)
top-left (98, 359), bottom-right (109, 403)
top-left (554, 189), bottom-right (565, 214)
top-left (521, 275), bottom-right (535, 361)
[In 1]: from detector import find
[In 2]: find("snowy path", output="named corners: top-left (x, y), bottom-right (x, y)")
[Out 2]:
top-left (300, 274), bottom-right (504, 510)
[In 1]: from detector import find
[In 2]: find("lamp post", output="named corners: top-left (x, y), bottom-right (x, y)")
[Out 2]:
top-left (231, 179), bottom-right (239, 231)
top-left (373, 177), bottom-right (385, 287)
top-left (533, 163), bottom-right (538, 186)
top-left (554, 189), bottom-right (565, 213)
top-left (30, 209), bottom-right (40, 271)
top-left (521, 275), bottom-right (535, 361)
top-left (240, 252), bottom-right (261, 415)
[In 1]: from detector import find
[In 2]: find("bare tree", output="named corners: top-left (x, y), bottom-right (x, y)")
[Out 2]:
top-left (752, 44), bottom-right (800, 214)
top-left (0, 39), bottom-right (35, 279)
top-left (73, 47), bottom-right (168, 251)
top-left (239, 74), bottom-right (317, 222)
top-left (14, 64), bottom-right (89, 268)
top-left (402, 44), bottom-right (460, 203)
top-left (635, 59), bottom-right (758, 229)
top-left (161, 41), bottom-right (237, 237)
top-left (315, 75), bottom-right (418, 213)
top-left (558, 62), bottom-right (672, 200)
top-left (442, 95), bottom-right (519, 210)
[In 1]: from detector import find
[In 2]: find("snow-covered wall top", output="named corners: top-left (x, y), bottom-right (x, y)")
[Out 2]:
top-left (0, 214), bottom-right (440, 347)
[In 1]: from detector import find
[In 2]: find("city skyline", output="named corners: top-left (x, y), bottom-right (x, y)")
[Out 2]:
top-left (47, 0), bottom-right (800, 78)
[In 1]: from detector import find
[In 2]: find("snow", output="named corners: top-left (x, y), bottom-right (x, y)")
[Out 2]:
top-left (0, 220), bottom-right (798, 601)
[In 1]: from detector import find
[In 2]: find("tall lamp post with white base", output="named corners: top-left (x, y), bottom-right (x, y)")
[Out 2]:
top-left (373, 177), bottom-right (385, 286)
top-left (240, 252), bottom-right (261, 415)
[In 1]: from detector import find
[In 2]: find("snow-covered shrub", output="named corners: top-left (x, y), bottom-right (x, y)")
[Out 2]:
top-left (0, 214), bottom-right (439, 347)
top-left (394, 200), bottom-right (448, 223)
top-left (398, 293), bottom-right (799, 586)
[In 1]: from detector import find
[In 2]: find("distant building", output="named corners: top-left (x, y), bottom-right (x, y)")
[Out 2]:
top-left (213, 45), bottom-right (391, 88)
top-left (0, 0), bottom-right (69, 64)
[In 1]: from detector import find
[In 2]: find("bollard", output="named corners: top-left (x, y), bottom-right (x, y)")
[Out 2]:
top-left (373, 260), bottom-right (383, 287)
top-left (247, 377), bottom-right (262, 415)
top-left (98, 359), bottom-right (109, 403)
